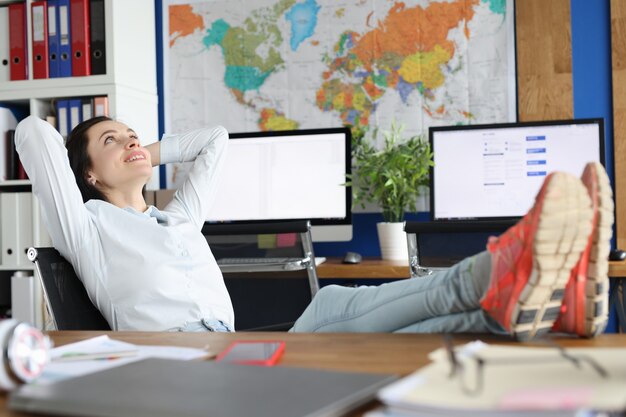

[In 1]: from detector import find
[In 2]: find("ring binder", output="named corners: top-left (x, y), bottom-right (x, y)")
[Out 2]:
top-left (70, 0), bottom-right (91, 76)
top-left (0, 7), bottom-right (10, 82)
top-left (31, 2), bottom-right (49, 79)
top-left (58, 0), bottom-right (72, 77)
top-left (8, 3), bottom-right (28, 81)
top-left (89, 0), bottom-right (105, 75)
top-left (47, 0), bottom-right (60, 78)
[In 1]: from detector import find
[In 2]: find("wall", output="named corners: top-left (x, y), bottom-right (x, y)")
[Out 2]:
top-left (316, 0), bottom-right (616, 258)
top-left (610, 0), bottom-right (626, 250)
top-left (153, 1), bottom-right (616, 257)
top-left (571, 0), bottom-right (613, 185)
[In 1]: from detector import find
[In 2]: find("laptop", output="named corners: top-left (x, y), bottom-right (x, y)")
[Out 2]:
top-left (9, 358), bottom-right (397, 417)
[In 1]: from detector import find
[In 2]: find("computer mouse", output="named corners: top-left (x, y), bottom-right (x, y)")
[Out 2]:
top-left (342, 251), bottom-right (362, 264)
top-left (609, 249), bottom-right (626, 261)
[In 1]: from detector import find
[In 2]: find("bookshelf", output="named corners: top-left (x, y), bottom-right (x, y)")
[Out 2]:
top-left (0, 0), bottom-right (159, 326)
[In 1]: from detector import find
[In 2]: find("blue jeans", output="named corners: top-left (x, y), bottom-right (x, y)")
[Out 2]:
top-left (290, 251), bottom-right (506, 334)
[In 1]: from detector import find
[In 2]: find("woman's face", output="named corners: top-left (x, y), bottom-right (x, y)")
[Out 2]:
top-left (85, 120), bottom-right (152, 191)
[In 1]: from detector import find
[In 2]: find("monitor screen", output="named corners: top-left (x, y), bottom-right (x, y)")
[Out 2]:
top-left (429, 119), bottom-right (605, 221)
top-left (205, 127), bottom-right (352, 242)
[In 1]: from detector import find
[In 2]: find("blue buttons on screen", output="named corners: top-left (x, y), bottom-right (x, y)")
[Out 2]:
top-left (526, 148), bottom-right (546, 154)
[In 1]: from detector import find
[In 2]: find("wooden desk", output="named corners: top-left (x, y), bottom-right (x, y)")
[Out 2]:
top-left (317, 257), bottom-right (411, 279)
top-left (317, 257), bottom-right (626, 279)
top-left (2, 332), bottom-right (626, 417)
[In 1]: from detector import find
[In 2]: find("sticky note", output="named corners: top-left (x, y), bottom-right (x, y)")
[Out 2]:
top-left (258, 234), bottom-right (277, 249)
top-left (276, 233), bottom-right (297, 248)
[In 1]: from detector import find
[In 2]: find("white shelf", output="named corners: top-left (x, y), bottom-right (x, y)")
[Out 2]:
top-left (0, 180), bottom-right (31, 187)
top-left (0, 75), bottom-right (115, 96)
top-left (0, 265), bottom-right (34, 271)
top-left (0, 0), bottom-right (159, 190)
top-left (0, 0), bottom-right (156, 95)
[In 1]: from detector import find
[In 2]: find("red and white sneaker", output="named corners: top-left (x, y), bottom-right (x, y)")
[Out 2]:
top-left (480, 172), bottom-right (593, 341)
top-left (552, 162), bottom-right (614, 337)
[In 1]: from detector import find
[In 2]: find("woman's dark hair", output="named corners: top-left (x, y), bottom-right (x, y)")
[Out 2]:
top-left (66, 116), bottom-right (112, 203)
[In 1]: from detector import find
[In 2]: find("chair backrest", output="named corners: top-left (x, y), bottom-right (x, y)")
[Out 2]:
top-left (27, 247), bottom-right (111, 330)
top-left (203, 221), bottom-right (319, 331)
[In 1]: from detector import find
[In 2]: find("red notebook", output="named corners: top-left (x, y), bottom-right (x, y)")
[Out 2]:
top-left (70, 0), bottom-right (90, 76)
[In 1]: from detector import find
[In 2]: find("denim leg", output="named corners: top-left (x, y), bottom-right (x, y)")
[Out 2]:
top-left (393, 310), bottom-right (507, 334)
top-left (291, 251), bottom-right (495, 333)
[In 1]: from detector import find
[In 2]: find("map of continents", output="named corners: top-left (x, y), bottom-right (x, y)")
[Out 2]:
top-left (165, 0), bottom-right (512, 184)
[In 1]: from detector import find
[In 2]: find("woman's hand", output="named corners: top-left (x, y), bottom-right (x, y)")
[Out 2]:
top-left (144, 142), bottom-right (160, 167)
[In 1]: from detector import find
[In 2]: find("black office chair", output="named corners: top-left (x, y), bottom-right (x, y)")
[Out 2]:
top-left (28, 235), bottom-right (317, 332)
top-left (27, 247), bottom-right (111, 331)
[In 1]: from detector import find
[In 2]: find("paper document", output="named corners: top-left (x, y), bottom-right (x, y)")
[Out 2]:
top-left (378, 341), bottom-right (626, 416)
top-left (37, 335), bottom-right (210, 384)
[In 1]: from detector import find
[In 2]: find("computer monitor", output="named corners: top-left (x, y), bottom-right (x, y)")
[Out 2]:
top-left (429, 119), bottom-right (605, 221)
top-left (205, 127), bottom-right (352, 242)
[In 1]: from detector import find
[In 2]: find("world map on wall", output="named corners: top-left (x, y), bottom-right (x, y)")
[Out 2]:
top-left (164, 0), bottom-right (514, 187)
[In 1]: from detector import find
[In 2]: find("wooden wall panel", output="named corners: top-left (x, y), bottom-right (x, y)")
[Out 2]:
top-left (611, 0), bottom-right (626, 248)
top-left (516, 0), bottom-right (573, 121)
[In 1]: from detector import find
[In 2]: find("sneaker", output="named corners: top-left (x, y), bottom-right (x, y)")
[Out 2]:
top-left (480, 172), bottom-right (593, 341)
top-left (552, 162), bottom-right (614, 337)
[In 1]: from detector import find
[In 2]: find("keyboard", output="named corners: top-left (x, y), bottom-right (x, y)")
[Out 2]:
top-left (217, 257), bottom-right (302, 265)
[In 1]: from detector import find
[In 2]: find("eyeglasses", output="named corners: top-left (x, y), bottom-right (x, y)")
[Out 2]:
top-left (443, 334), bottom-right (609, 396)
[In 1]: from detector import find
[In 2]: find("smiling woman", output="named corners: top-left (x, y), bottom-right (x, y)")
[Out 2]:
top-left (16, 115), bottom-right (234, 332)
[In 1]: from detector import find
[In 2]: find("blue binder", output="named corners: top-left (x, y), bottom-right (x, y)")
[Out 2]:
top-left (57, 0), bottom-right (72, 77)
top-left (47, 0), bottom-right (60, 78)
top-left (68, 99), bottom-right (82, 132)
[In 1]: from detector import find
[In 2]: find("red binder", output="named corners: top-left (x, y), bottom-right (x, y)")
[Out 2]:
top-left (31, 1), bottom-right (49, 79)
top-left (8, 3), bottom-right (28, 80)
top-left (70, 0), bottom-right (90, 76)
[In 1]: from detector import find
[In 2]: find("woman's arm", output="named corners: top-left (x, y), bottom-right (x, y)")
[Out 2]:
top-left (158, 126), bottom-right (228, 229)
top-left (14, 116), bottom-right (95, 258)
top-left (144, 141), bottom-right (160, 167)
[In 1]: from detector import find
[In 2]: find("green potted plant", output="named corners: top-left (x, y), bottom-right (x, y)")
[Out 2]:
top-left (347, 122), bottom-right (433, 260)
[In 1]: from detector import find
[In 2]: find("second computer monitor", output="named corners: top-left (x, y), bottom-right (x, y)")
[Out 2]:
top-left (429, 119), bottom-right (605, 221)
top-left (205, 127), bottom-right (352, 242)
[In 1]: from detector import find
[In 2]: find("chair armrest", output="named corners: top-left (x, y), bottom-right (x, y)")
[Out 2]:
top-left (403, 220), bottom-right (515, 278)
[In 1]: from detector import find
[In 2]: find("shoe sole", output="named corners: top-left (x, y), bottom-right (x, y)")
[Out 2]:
top-left (509, 173), bottom-right (593, 341)
top-left (582, 162), bottom-right (614, 336)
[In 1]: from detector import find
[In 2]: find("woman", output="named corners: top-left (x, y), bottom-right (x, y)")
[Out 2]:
top-left (15, 115), bottom-right (613, 340)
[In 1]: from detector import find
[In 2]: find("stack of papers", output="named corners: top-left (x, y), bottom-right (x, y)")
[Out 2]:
top-left (37, 335), bottom-right (210, 385)
top-left (368, 341), bottom-right (626, 417)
